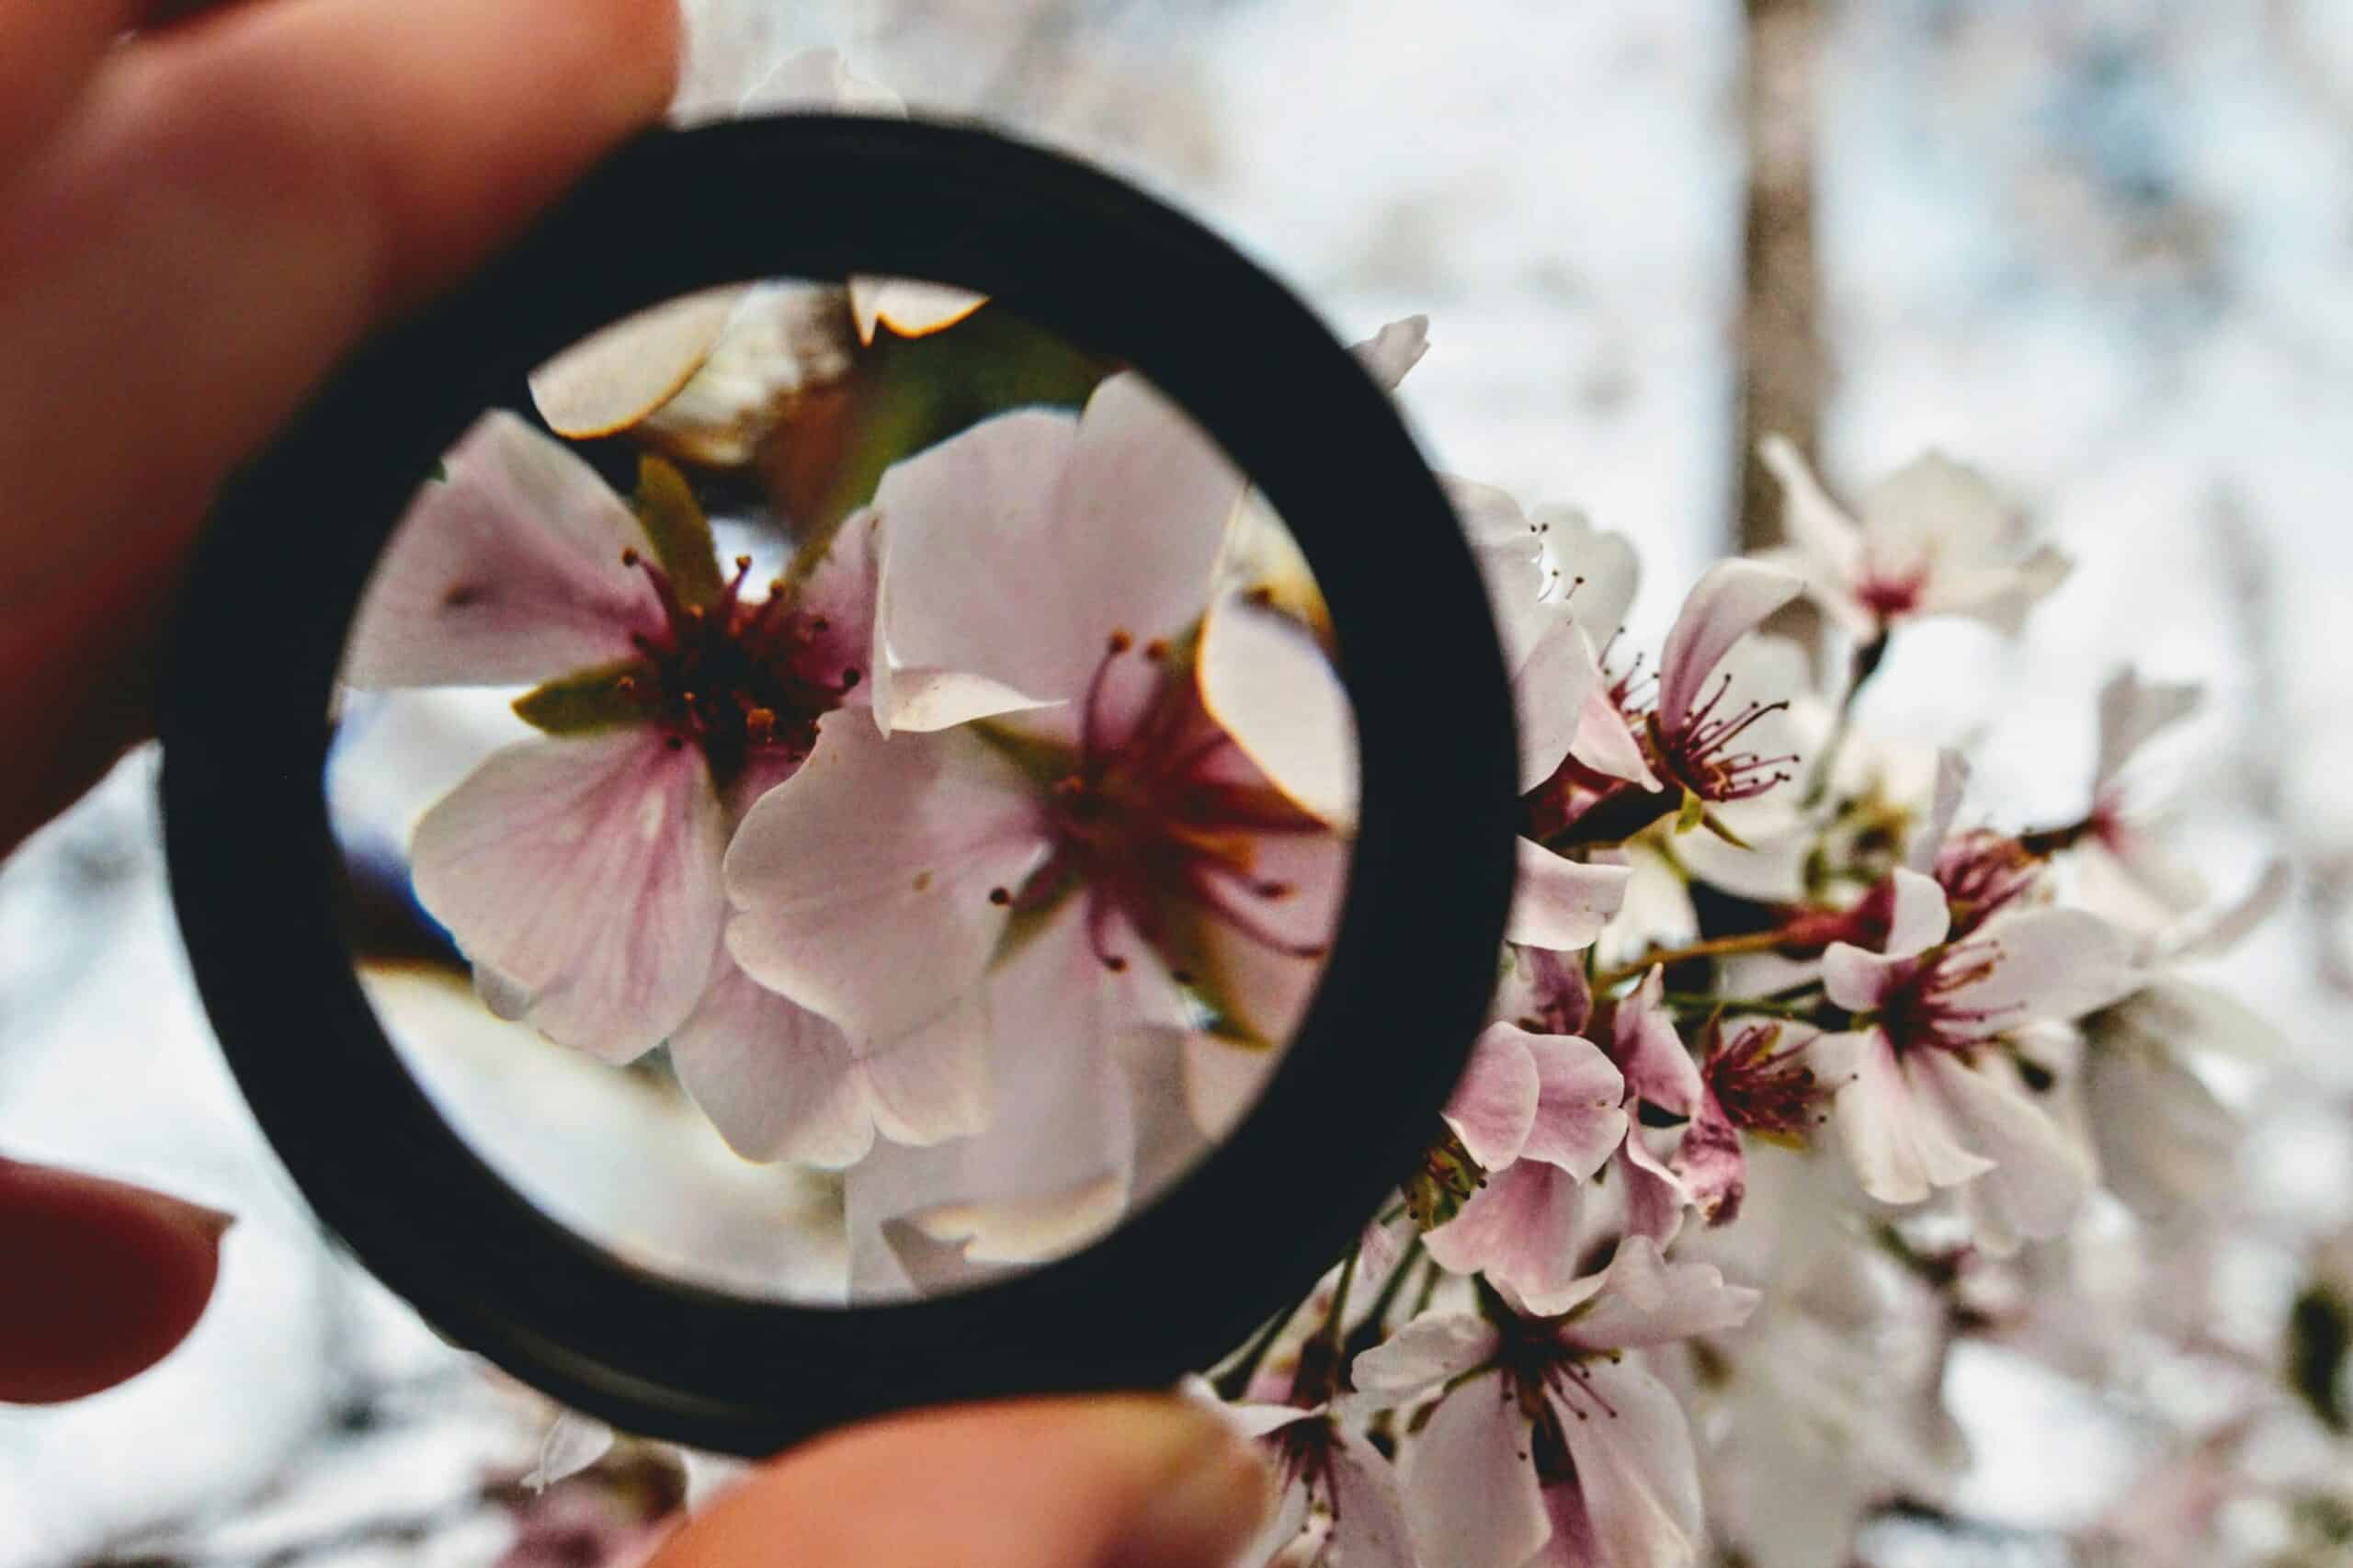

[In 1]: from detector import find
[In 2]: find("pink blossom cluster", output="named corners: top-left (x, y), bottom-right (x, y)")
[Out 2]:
top-left (352, 238), bottom-right (2311, 1558)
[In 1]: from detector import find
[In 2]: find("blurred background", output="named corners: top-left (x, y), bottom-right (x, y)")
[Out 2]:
top-left (5, 0), bottom-right (2351, 1562)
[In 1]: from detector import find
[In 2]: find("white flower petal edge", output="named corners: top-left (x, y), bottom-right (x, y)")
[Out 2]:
top-left (1510, 840), bottom-right (1632, 951)
top-left (411, 730), bottom-right (727, 1063)
top-left (1444, 1024), bottom-right (1543, 1170)
top-left (1655, 560), bottom-right (1805, 736)
top-left (1196, 585), bottom-right (1360, 829)
top-left (668, 955), bottom-right (878, 1168)
top-left (525, 290), bottom-right (747, 441)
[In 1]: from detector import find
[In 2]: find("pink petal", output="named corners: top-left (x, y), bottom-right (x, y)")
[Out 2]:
top-left (1655, 561), bottom-right (1803, 736)
top-left (1608, 969), bottom-right (1704, 1116)
top-left (668, 954), bottom-right (876, 1167)
top-left (1328, 1428), bottom-right (1418, 1568)
top-left (858, 994), bottom-right (994, 1149)
top-left (1529, 1479), bottom-right (1606, 1568)
top-left (1552, 1358), bottom-right (1706, 1568)
top-left (1423, 1161), bottom-right (1593, 1306)
top-left (1401, 1381), bottom-right (1551, 1568)
top-left (1828, 1029), bottom-right (1994, 1204)
top-left (788, 508), bottom-right (883, 698)
top-left (527, 290), bottom-right (745, 438)
top-left (1946, 908), bottom-right (2139, 1033)
top-left (1517, 1033), bottom-right (1629, 1178)
top-left (1557, 1236), bottom-right (1761, 1351)
top-left (1510, 839), bottom-right (1632, 951)
top-left (1443, 1025), bottom-right (1542, 1170)
top-left (1196, 586), bottom-right (1359, 827)
top-left (1191, 829), bottom-right (1348, 1051)
top-left (411, 731), bottom-right (725, 1063)
top-left (1349, 1312), bottom-right (1501, 1403)
top-left (1674, 1094), bottom-right (1748, 1226)
top-left (1495, 943), bottom-right (1593, 1037)
top-left (1351, 316), bottom-right (1431, 389)
top-left (1914, 1050), bottom-right (2092, 1243)
top-left (1618, 1133), bottom-right (1691, 1251)
top-left (723, 713), bottom-right (1050, 1042)
top-left (343, 414), bottom-right (659, 689)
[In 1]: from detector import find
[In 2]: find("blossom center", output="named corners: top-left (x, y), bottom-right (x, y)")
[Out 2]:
top-left (621, 550), bottom-right (859, 785)
top-left (1875, 939), bottom-right (2015, 1054)
top-left (997, 633), bottom-right (1330, 980)
top-left (1645, 672), bottom-right (1797, 803)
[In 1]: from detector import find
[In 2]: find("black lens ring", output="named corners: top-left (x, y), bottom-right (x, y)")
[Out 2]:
top-left (158, 115), bottom-right (1518, 1455)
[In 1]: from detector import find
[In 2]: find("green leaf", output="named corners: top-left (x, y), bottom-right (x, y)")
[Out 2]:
top-left (513, 659), bottom-right (654, 734)
top-left (633, 455), bottom-right (723, 609)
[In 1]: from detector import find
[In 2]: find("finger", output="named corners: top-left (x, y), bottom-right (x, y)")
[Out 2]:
top-left (653, 1396), bottom-right (1274, 1568)
top-left (0, 0), bottom-right (679, 837)
top-left (0, 0), bottom-right (142, 175)
top-left (0, 1157), bottom-right (233, 1403)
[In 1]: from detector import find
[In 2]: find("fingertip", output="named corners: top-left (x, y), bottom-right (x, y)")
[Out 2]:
top-left (0, 1159), bottom-right (232, 1404)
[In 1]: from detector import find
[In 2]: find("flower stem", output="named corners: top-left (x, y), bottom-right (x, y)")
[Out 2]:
top-left (1290, 1244), bottom-right (1361, 1405)
top-left (1661, 991), bottom-right (1826, 1023)
top-left (1594, 928), bottom-right (1792, 989)
top-left (1211, 1301), bottom-right (1297, 1403)
top-left (1341, 1236), bottom-right (1427, 1375)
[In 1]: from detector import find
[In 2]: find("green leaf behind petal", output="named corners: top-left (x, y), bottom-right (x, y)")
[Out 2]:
top-left (633, 456), bottom-right (723, 609)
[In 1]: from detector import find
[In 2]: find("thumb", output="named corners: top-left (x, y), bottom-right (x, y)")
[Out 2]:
top-left (653, 1396), bottom-right (1274, 1568)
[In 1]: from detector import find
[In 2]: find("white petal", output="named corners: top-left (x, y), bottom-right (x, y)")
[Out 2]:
top-left (1197, 587), bottom-right (1360, 828)
top-left (2093, 667), bottom-right (2203, 794)
top-left (1351, 315), bottom-right (1430, 390)
top-left (1655, 561), bottom-right (1803, 736)
top-left (1756, 434), bottom-right (1864, 585)
top-left (1859, 451), bottom-right (2014, 570)
top-left (411, 731), bottom-right (725, 1062)
top-left (1558, 1236), bottom-right (1760, 1351)
top-left (669, 955), bottom-right (875, 1167)
top-left (528, 289), bottom-right (746, 438)
top-left (1401, 1383), bottom-right (1551, 1568)
top-left (529, 1414), bottom-right (615, 1491)
top-left (1820, 942), bottom-right (1909, 1013)
top-left (1918, 547), bottom-right (2071, 633)
top-left (1947, 908), bottom-right (2139, 1031)
top-left (846, 914), bottom-right (1134, 1279)
top-left (1552, 1359), bottom-right (1705, 1568)
top-left (850, 277), bottom-right (986, 344)
top-left (638, 282), bottom-right (858, 467)
top-left (1566, 678), bottom-right (1661, 790)
top-left (1509, 840), bottom-right (1631, 950)
top-left (1543, 507), bottom-right (1640, 647)
top-left (858, 995), bottom-right (993, 1149)
top-left (867, 409), bottom-right (1082, 730)
top-left (1830, 1031), bottom-right (1993, 1205)
top-left (1180, 1032), bottom-right (1275, 1146)
top-left (1883, 866), bottom-right (1954, 956)
top-left (343, 413), bottom-right (658, 688)
top-left (723, 713), bottom-right (1049, 1041)
top-left (1193, 829), bottom-right (1349, 1050)
top-left (1914, 1050), bottom-right (2092, 1243)
top-left (1349, 1312), bottom-right (1500, 1403)
top-left (1328, 1428), bottom-right (1418, 1568)
top-left (1518, 1033), bottom-right (1630, 1179)
top-left (1515, 619), bottom-right (1600, 792)
top-left (1909, 750), bottom-right (1972, 872)
top-left (1445, 1025), bottom-right (1542, 1170)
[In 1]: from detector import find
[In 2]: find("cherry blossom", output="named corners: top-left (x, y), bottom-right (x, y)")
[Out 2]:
top-left (343, 413), bottom-right (911, 1165)
top-left (1352, 1240), bottom-right (1758, 1568)
top-left (1526, 561), bottom-right (1806, 849)
top-left (1223, 1400), bottom-right (1417, 1568)
top-left (723, 371), bottom-right (1342, 1276)
top-left (1813, 869), bottom-right (2136, 1233)
top-left (1756, 435), bottom-right (2070, 639)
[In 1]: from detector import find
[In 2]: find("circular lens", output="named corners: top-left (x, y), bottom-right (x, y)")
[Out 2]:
top-left (325, 279), bottom-right (1358, 1304)
top-left (162, 118), bottom-right (1517, 1451)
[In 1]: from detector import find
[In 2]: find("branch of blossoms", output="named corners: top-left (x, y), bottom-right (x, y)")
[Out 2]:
top-left (348, 40), bottom-right (2316, 1548)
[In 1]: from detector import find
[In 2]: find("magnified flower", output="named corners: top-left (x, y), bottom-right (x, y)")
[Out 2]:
top-left (1812, 869), bottom-right (2134, 1233)
top-left (343, 412), bottom-right (902, 1165)
top-left (1756, 435), bottom-right (2070, 639)
top-left (725, 370), bottom-right (1342, 1272)
top-left (529, 49), bottom-right (982, 452)
top-left (1353, 1239), bottom-right (1758, 1568)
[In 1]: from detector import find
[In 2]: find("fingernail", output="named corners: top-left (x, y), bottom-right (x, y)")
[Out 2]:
top-left (1108, 1407), bottom-right (1276, 1568)
top-left (142, 1189), bottom-right (237, 1244)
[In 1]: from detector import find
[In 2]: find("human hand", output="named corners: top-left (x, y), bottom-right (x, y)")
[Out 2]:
top-left (0, 0), bottom-right (678, 1396)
